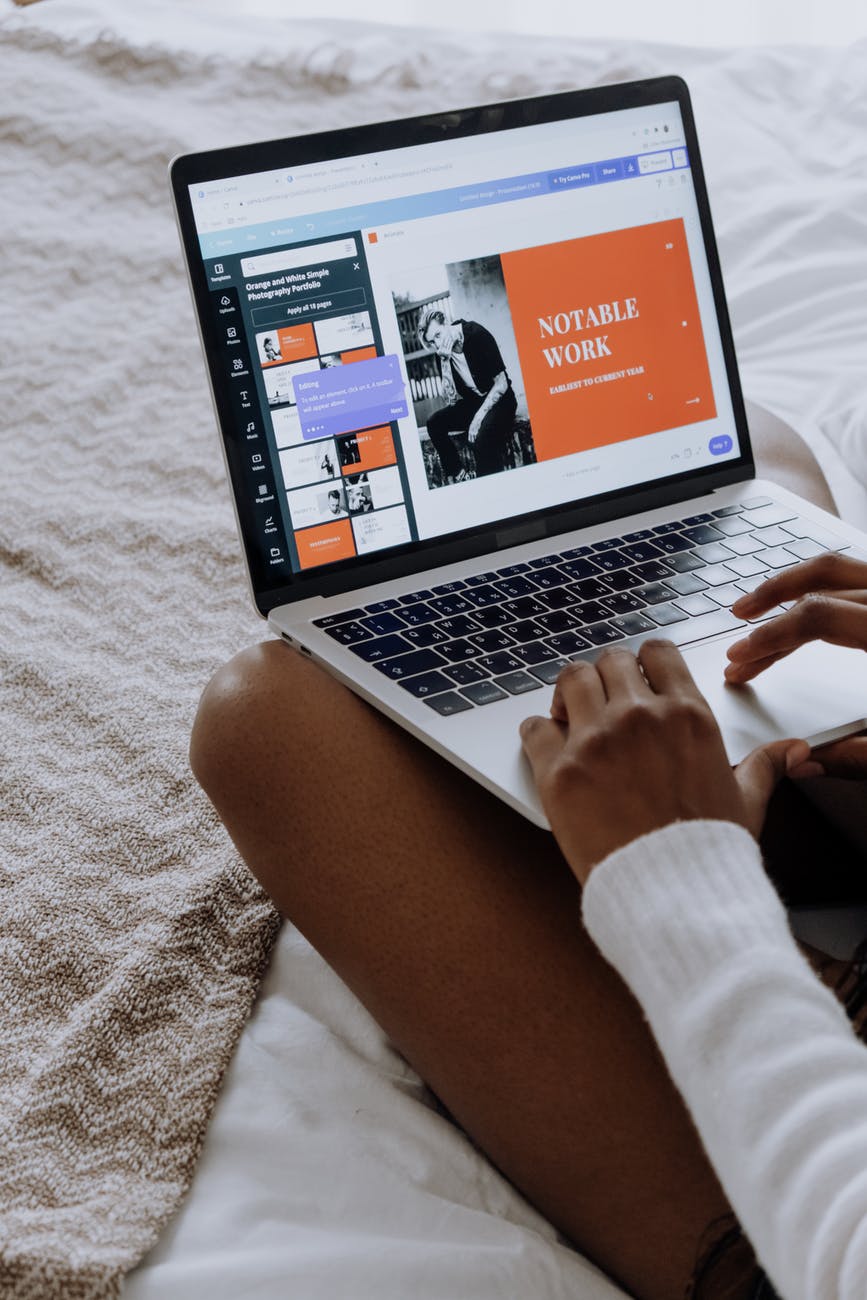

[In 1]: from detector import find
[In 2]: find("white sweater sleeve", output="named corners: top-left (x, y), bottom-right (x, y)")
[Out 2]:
top-left (581, 820), bottom-right (867, 1300)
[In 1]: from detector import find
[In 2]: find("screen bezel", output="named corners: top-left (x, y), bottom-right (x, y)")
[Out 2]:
top-left (171, 75), bottom-right (754, 617)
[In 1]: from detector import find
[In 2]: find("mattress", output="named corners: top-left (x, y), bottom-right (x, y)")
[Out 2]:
top-left (4, 2), bottom-right (866, 1296)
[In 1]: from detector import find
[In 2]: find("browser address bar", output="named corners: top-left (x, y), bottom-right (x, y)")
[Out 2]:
top-left (240, 237), bottom-right (358, 279)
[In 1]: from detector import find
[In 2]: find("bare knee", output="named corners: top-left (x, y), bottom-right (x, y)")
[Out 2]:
top-left (189, 638), bottom-right (304, 802)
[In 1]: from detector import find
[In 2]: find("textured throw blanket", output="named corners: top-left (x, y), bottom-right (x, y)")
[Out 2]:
top-left (3, 3), bottom-right (866, 1297)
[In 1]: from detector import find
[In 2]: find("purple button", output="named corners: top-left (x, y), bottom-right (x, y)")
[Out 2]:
top-left (709, 435), bottom-right (733, 456)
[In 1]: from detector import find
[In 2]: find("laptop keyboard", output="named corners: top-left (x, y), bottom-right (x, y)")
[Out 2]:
top-left (312, 498), bottom-right (853, 716)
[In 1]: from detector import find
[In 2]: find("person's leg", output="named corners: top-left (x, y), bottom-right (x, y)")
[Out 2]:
top-left (472, 388), bottom-right (518, 477)
top-left (192, 643), bottom-right (740, 1300)
top-left (426, 402), bottom-right (471, 481)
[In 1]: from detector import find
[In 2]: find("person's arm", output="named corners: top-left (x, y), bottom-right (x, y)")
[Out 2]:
top-left (582, 818), bottom-right (867, 1300)
top-left (519, 639), bottom-right (867, 1299)
top-left (467, 370), bottom-right (508, 442)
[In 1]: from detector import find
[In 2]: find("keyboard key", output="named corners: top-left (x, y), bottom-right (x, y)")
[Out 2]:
top-left (674, 593), bottom-right (718, 616)
top-left (398, 589), bottom-right (434, 604)
top-left (400, 601), bottom-right (439, 626)
top-left (722, 533), bottom-right (766, 556)
top-left (570, 576), bottom-right (614, 601)
top-left (693, 542), bottom-right (734, 565)
top-left (502, 596), bottom-right (549, 620)
top-left (403, 624), bottom-right (451, 648)
top-left (581, 622), bottom-right (626, 647)
top-left (620, 540), bottom-right (665, 563)
top-left (720, 552), bottom-right (764, 578)
top-left (622, 528), bottom-right (654, 543)
top-left (741, 504), bottom-right (797, 528)
top-left (683, 512), bottom-right (715, 525)
top-left (464, 571), bottom-right (499, 586)
top-left (514, 639), bottom-right (560, 666)
top-left (494, 576), bottom-right (541, 600)
top-left (681, 524), bottom-right (724, 546)
top-left (471, 605), bottom-right (516, 628)
top-left (476, 652), bottom-right (525, 675)
top-left (363, 598), bottom-right (400, 614)
top-left (397, 670), bottom-right (454, 699)
top-left (507, 618), bottom-right (548, 643)
top-left (430, 580), bottom-right (467, 595)
top-left (645, 602), bottom-right (688, 626)
top-left (497, 562), bottom-right (532, 576)
top-left (753, 525), bottom-right (797, 548)
top-left (494, 671), bottom-right (544, 696)
top-left (631, 560), bottom-right (674, 583)
top-left (324, 621), bottom-right (373, 646)
top-left (711, 515), bottom-right (753, 536)
top-left (374, 648), bottom-right (447, 680)
top-left (706, 583), bottom-right (745, 607)
top-left (437, 638), bottom-right (479, 663)
top-left (633, 582), bottom-right (676, 605)
top-left (359, 611), bottom-right (407, 636)
top-left (783, 521), bottom-right (844, 549)
top-left (603, 591), bottom-right (645, 615)
top-left (655, 533), bottom-right (694, 555)
top-left (537, 586), bottom-right (580, 610)
top-left (604, 569), bottom-right (645, 591)
top-left (711, 504), bottom-right (745, 518)
top-left (444, 661), bottom-right (490, 685)
top-left (546, 630), bottom-right (592, 656)
top-left (695, 563), bottom-right (738, 586)
top-left (561, 545), bottom-right (592, 559)
top-left (783, 536), bottom-right (827, 560)
top-left (664, 571), bottom-right (709, 595)
top-left (469, 629), bottom-right (517, 654)
top-left (740, 496), bottom-right (774, 509)
top-left (735, 573), bottom-right (771, 594)
top-left (592, 548), bottom-right (632, 572)
top-left (662, 551), bottom-right (706, 573)
top-left (460, 681), bottom-right (508, 706)
top-left (667, 608), bottom-right (744, 646)
top-left (314, 608), bottom-right (365, 628)
top-left (529, 658), bottom-right (571, 685)
top-left (610, 612), bottom-right (657, 636)
top-left (753, 546), bottom-right (799, 569)
top-left (464, 583), bottom-right (505, 607)
top-left (350, 633), bottom-right (411, 662)
top-left (436, 615), bottom-right (481, 638)
top-left (572, 600), bottom-right (614, 625)
top-left (535, 609), bottom-right (580, 634)
top-left (529, 565), bottom-right (569, 590)
top-left (560, 556), bottom-right (603, 580)
top-left (652, 520), bottom-right (686, 534)
top-left (427, 594), bottom-right (475, 617)
top-left (424, 691), bottom-right (474, 716)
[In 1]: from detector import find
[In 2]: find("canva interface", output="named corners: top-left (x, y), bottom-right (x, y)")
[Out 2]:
top-left (191, 101), bottom-right (738, 578)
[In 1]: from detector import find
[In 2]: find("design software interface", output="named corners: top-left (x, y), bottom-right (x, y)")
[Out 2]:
top-left (189, 101), bottom-right (738, 582)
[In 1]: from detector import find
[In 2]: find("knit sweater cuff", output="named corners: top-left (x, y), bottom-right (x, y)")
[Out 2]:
top-left (581, 820), bottom-right (795, 1005)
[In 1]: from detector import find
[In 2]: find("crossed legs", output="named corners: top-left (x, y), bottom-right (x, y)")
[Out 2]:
top-left (190, 409), bottom-right (838, 1299)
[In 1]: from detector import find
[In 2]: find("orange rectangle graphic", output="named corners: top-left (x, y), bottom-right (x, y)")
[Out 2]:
top-left (259, 323), bottom-right (318, 367)
top-left (340, 426), bottom-right (396, 476)
top-left (500, 220), bottom-right (716, 461)
top-left (295, 519), bottom-right (356, 569)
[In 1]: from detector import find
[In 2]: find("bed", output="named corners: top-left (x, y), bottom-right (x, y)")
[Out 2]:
top-left (3, 2), bottom-right (866, 1296)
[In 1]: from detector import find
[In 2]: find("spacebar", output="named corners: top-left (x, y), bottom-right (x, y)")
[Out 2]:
top-left (666, 608), bottom-right (746, 646)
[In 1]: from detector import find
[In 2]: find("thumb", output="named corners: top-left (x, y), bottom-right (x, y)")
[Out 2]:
top-left (734, 738), bottom-right (811, 837)
top-left (804, 735), bottom-right (867, 779)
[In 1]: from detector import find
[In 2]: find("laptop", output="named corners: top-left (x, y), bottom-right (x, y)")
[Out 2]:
top-left (170, 75), bottom-right (867, 831)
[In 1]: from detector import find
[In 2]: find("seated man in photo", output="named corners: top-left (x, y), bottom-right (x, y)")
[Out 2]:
top-left (417, 306), bottom-right (518, 483)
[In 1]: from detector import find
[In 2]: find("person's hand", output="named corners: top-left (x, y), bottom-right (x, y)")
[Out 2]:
top-left (467, 413), bottom-right (483, 444)
top-left (725, 553), bottom-right (867, 779)
top-left (520, 642), bottom-right (810, 886)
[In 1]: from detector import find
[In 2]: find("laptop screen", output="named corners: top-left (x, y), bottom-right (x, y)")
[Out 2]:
top-left (178, 85), bottom-right (746, 606)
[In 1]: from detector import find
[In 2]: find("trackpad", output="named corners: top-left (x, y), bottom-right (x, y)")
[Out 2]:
top-left (683, 636), bottom-right (867, 764)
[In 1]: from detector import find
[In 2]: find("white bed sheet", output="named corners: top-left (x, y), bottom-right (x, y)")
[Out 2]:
top-left (6, 3), bottom-right (865, 1296)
